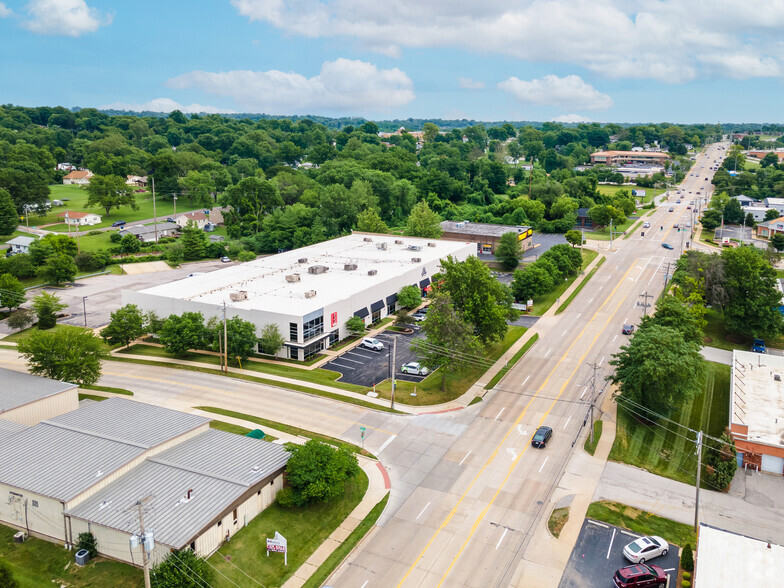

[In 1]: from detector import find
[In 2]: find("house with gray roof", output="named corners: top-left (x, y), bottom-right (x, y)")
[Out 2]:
top-left (119, 222), bottom-right (179, 242)
top-left (5, 235), bottom-right (37, 255)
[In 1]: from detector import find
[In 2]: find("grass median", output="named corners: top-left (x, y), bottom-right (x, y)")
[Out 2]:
top-left (555, 256), bottom-right (606, 315)
top-left (587, 500), bottom-right (696, 547)
top-left (484, 333), bottom-right (539, 390)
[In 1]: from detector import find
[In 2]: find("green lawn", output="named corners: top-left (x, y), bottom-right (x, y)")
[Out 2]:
top-left (609, 362), bottom-right (731, 486)
top-left (703, 308), bottom-right (784, 351)
top-left (596, 185), bottom-right (666, 204)
top-left (584, 420), bottom-right (603, 456)
top-left (373, 325), bottom-right (528, 405)
top-left (587, 501), bottom-right (696, 548)
top-left (530, 249), bottom-right (599, 315)
top-left (555, 257), bottom-right (606, 314)
top-left (208, 472), bottom-right (368, 587)
top-left (0, 524), bottom-right (142, 588)
top-left (207, 419), bottom-right (279, 442)
top-left (584, 216), bottom-right (640, 241)
top-left (2, 324), bottom-right (89, 343)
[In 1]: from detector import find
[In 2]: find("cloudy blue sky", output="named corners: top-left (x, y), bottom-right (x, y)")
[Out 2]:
top-left (1, 0), bottom-right (783, 123)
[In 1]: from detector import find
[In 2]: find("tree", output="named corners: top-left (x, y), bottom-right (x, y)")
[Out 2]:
top-left (76, 532), bottom-right (98, 558)
top-left (723, 198), bottom-right (744, 224)
top-left (74, 250), bottom-right (110, 272)
top-left (101, 304), bottom-right (145, 348)
top-left (151, 549), bottom-right (214, 588)
top-left (703, 431), bottom-right (737, 491)
top-left (410, 292), bottom-right (483, 391)
top-left (219, 316), bottom-right (257, 361)
top-left (745, 212), bottom-right (755, 228)
top-left (722, 246), bottom-right (784, 336)
top-left (346, 315), bottom-right (366, 335)
top-left (277, 440), bottom-right (360, 507)
top-left (405, 200), bottom-right (442, 238)
top-left (700, 208), bottom-right (723, 231)
top-left (17, 326), bottom-right (109, 386)
top-left (761, 152), bottom-right (779, 168)
top-left (222, 177), bottom-right (283, 233)
top-left (31, 291), bottom-right (66, 329)
top-left (6, 308), bottom-right (34, 331)
top-left (765, 208), bottom-right (780, 221)
top-left (398, 284), bottom-right (422, 309)
top-left (610, 324), bottom-right (705, 417)
top-left (355, 208), bottom-right (389, 233)
top-left (681, 544), bottom-right (694, 573)
top-left (0, 273), bottom-right (25, 310)
top-left (0, 188), bottom-right (18, 236)
top-left (438, 255), bottom-right (519, 343)
top-left (772, 234), bottom-right (784, 252)
top-left (120, 234), bottom-right (141, 254)
top-left (565, 229), bottom-right (583, 247)
top-left (495, 232), bottom-right (523, 270)
top-left (0, 560), bottom-right (19, 588)
top-left (86, 174), bottom-right (137, 216)
top-left (37, 252), bottom-right (78, 285)
top-left (511, 264), bottom-right (554, 301)
top-left (588, 204), bottom-right (613, 229)
top-left (640, 295), bottom-right (703, 345)
top-left (422, 122), bottom-right (440, 143)
top-left (258, 323), bottom-right (285, 356)
top-left (159, 312), bottom-right (208, 356)
top-left (144, 310), bottom-right (164, 336)
top-left (180, 219), bottom-right (207, 260)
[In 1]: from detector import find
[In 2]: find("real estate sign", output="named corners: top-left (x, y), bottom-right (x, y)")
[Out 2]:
top-left (267, 531), bottom-right (288, 565)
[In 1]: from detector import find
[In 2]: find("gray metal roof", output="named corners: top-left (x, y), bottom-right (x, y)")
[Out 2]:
top-left (0, 367), bottom-right (77, 414)
top-left (0, 418), bottom-right (27, 442)
top-left (120, 222), bottom-right (178, 236)
top-left (66, 432), bottom-right (290, 548)
top-left (45, 397), bottom-right (209, 449)
top-left (0, 423), bottom-right (145, 501)
top-left (150, 429), bottom-right (290, 486)
top-left (440, 220), bottom-right (531, 238)
top-left (5, 236), bottom-right (37, 247)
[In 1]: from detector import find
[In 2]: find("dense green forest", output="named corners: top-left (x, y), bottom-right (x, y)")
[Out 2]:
top-left (0, 105), bottom-right (722, 254)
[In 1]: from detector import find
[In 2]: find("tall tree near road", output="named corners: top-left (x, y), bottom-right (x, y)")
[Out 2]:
top-left (180, 219), bottom-right (207, 260)
top-left (0, 273), bottom-right (25, 310)
top-left (722, 245), bottom-right (784, 336)
top-left (17, 326), bottom-right (109, 386)
top-left (258, 323), bottom-right (285, 356)
top-left (159, 312), bottom-right (208, 356)
top-left (397, 284), bottom-right (422, 309)
top-left (405, 200), bottom-right (442, 238)
top-left (495, 232), bottom-right (523, 270)
top-left (31, 291), bottom-right (66, 329)
top-left (222, 176), bottom-right (283, 234)
top-left (0, 188), bottom-right (17, 235)
top-left (86, 174), bottom-right (137, 216)
top-left (37, 253), bottom-right (78, 285)
top-left (101, 304), bottom-right (145, 348)
top-left (277, 440), bottom-right (360, 507)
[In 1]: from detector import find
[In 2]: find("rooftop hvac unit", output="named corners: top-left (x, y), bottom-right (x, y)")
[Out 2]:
top-left (363, 237), bottom-right (373, 242)
top-left (376, 242), bottom-right (387, 250)
top-left (408, 245), bottom-right (423, 251)
top-left (285, 274), bottom-right (301, 282)
top-left (395, 239), bottom-right (404, 244)
top-left (456, 222), bottom-right (464, 228)
top-left (308, 265), bottom-right (328, 274)
top-left (298, 257), bottom-right (308, 263)
top-left (427, 242), bottom-right (436, 247)
top-left (304, 290), bottom-right (317, 299)
top-left (368, 269), bottom-right (377, 276)
top-left (13, 532), bottom-right (25, 543)
top-left (411, 257), bottom-right (422, 263)
top-left (344, 263), bottom-right (358, 271)
top-left (229, 290), bottom-right (248, 302)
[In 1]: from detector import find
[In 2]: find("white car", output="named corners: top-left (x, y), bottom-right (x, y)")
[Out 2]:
top-left (623, 536), bottom-right (668, 564)
top-left (643, 222), bottom-right (651, 229)
top-left (401, 362), bottom-right (430, 376)
top-left (362, 337), bottom-right (384, 351)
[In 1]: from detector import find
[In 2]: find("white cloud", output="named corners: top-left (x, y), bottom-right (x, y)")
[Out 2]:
top-left (552, 113), bottom-right (593, 123)
top-left (458, 77), bottom-right (485, 90)
top-left (99, 98), bottom-right (235, 114)
top-left (167, 59), bottom-right (415, 114)
top-left (231, 0), bottom-right (784, 82)
top-left (498, 74), bottom-right (613, 111)
top-left (0, 3), bottom-right (13, 17)
top-left (22, 0), bottom-right (111, 36)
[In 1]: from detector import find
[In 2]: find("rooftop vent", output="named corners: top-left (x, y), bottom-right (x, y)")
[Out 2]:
top-left (456, 222), bottom-right (465, 228)
top-left (298, 257), bottom-right (308, 263)
top-left (285, 274), bottom-right (301, 283)
top-left (251, 465), bottom-right (263, 473)
top-left (395, 239), bottom-right (404, 244)
top-left (411, 257), bottom-right (422, 263)
top-left (368, 269), bottom-right (378, 276)
top-left (363, 237), bottom-right (373, 242)
top-left (775, 374), bottom-right (781, 382)
top-left (408, 245), bottom-right (423, 251)
top-left (308, 265), bottom-right (328, 274)
top-left (344, 263), bottom-right (358, 271)
top-left (427, 242), bottom-right (436, 247)
top-left (230, 290), bottom-right (248, 302)
top-left (304, 290), bottom-right (317, 299)
top-left (376, 242), bottom-right (388, 250)
top-left (98, 500), bottom-right (111, 510)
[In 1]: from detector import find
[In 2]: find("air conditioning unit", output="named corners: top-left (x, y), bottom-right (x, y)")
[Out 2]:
top-left (75, 549), bottom-right (90, 566)
top-left (408, 245), bottom-right (423, 251)
top-left (368, 269), bottom-right (377, 276)
top-left (285, 274), bottom-right (301, 282)
top-left (376, 242), bottom-right (387, 250)
top-left (456, 222), bottom-right (464, 228)
top-left (427, 242), bottom-right (436, 247)
top-left (411, 257), bottom-right (422, 263)
top-left (13, 532), bottom-right (25, 543)
top-left (304, 290), bottom-right (317, 299)
top-left (229, 291), bottom-right (248, 301)
top-left (344, 263), bottom-right (357, 271)
top-left (395, 239), bottom-right (404, 244)
top-left (308, 265), bottom-right (328, 274)
top-left (298, 257), bottom-right (308, 263)
top-left (363, 237), bottom-right (373, 242)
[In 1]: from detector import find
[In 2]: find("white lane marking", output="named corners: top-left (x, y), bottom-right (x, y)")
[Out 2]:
top-left (544, 349), bottom-right (551, 358)
top-left (563, 416), bottom-right (571, 429)
top-left (495, 527), bottom-right (509, 550)
top-left (587, 520), bottom-right (609, 528)
top-left (494, 408), bottom-right (505, 421)
top-left (328, 362), bottom-right (355, 370)
top-left (361, 581), bottom-right (369, 588)
top-left (613, 335), bottom-right (618, 343)
top-left (459, 450), bottom-right (472, 465)
top-left (580, 388), bottom-right (587, 399)
top-left (607, 528), bottom-right (616, 559)
top-left (416, 502), bottom-right (431, 520)
top-left (538, 456), bottom-right (549, 473)
top-left (599, 356), bottom-right (605, 366)
top-left (522, 375), bottom-right (530, 387)
top-left (588, 298), bottom-right (593, 304)
top-left (562, 329), bottom-right (568, 337)
top-left (576, 313), bottom-right (581, 319)
top-left (377, 434), bottom-right (397, 455)
top-left (517, 425), bottom-right (526, 436)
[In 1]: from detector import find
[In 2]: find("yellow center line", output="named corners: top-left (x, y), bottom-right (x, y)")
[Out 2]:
top-left (396, 259), bottom-right (638, 587)
top-left (436, 266), bottom-right (637, 586)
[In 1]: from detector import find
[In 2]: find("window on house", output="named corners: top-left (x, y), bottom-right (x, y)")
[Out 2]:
top-left (32, 500), bottom-right (38, 508)
top-left (217, 521), bottom-right (222, 527)
top-left (302, 315), bottom-right (323, 341)
top-left (233, 508), bottom-right (238, 524)
top-left (190, 542), bottom-right (196, 551)
top-left (289, 322), bottom-right (298, 341)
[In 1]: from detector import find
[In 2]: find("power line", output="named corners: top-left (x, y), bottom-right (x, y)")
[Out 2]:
top-left (214, 550), bottom-right (267, 587)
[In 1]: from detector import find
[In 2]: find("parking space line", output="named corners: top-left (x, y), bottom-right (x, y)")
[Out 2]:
top-left (521, 376), bottom-right (530, 387)
top-left (607, 528), bottom-right (616, 559)
top-left (599, 356), bottom-right (604, 366)
top-left (416, 502), bottom-right (431, 520)
top-left (587, 520), bottom-right (608, 528)
top-left (327, 362), bottom-right (355, 370)
top-left (544, 349), bottom-right (551, 358)
top-left (339, 356), bottom-right (365, 365)
top-left (563, 416), bottom-right (571, 429)
top-left (663, 568), bottom-right (676, 572)
top-left (619, 530), bottom-right (639, 538)
top-left (613, 334), bottom-right (617, 342)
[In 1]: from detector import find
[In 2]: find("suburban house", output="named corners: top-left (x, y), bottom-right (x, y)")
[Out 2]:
top-left (733, 195), bottom-right (757, 207)
top-left (756, 216), bottom-right (784, 239)
top-left (125, 175), bottom-right (148, 188)
top-left (58, 211), bottom-right (102, 226)
top-left (119, 222), bottom-right (179, 242)
top-left (56, 163), bottom-right (76, 171)
top-left (175, 211), bottom-right (209, 230)
top-left (575, 207), bottom-right (593, 228)
top-left (62, 170), bottom-right (93, 185)
top-left (589, 150), bottom-right (669, 166)
top-left (5, 235), bottom-right (37, 255)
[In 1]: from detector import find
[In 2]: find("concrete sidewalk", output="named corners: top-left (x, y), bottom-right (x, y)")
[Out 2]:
top-left (701, 345), bottom-right (732, 365)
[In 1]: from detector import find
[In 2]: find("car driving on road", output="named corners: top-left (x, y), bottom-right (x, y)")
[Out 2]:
top-left (531, 426), bottom-right (552, 448)
top-left (661, 243), bottom-right (674, 250)
top-left (622, 324), bottom-right (635, 335)
top-left (623, 536), bottom-right (668, 564)
top-left (362, 337), bottom-right (384, 351)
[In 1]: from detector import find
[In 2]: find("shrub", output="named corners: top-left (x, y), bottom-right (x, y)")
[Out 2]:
top-left (237, 250), bottom-right (256, 262)
top-left (681, 543), bottom-right (694, 572)
top-left (0, 560), bottom-right (19, 588)
top-left (681, 581), bottom-right (691, 588)
top-left (76, 532), bottom-right (98, 558)
top-left (683, 572), bottom-right (691, 580)
top-left (109, 232), bottom-right (122, 243)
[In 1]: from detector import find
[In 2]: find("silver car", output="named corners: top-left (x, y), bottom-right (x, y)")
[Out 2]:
top-left (362, 337), bottom-right (384, 351)
top-left (623, 535), bottom-right (668, 564)
top-left (401, 362), bottom-right (430, 376)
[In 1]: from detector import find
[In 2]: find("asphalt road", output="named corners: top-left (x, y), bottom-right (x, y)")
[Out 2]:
top-left (559, 520), bottom-right (679, 588)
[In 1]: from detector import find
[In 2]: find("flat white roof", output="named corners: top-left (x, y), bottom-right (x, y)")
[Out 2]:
top-left (695, 524), bottom-right (784, 586)
top-left (133, 233), bottom-right (474, 315)
top-left (731, 350), bottom-right (784, 447)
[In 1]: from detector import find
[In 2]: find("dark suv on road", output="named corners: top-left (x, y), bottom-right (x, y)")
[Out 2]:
top-left (612, 563), bottom-right (666, 587)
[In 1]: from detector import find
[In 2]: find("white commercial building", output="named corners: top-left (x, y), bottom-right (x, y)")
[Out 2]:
top-left (694, 524), bottom-right (784, 586)
top-left (123, 233), bottom-right (475, 360)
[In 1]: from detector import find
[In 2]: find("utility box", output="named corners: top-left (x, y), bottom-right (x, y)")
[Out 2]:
top-left (75, 549), bottom-right (90, 566)
top-left (13, 532), bottom-right (25, 543)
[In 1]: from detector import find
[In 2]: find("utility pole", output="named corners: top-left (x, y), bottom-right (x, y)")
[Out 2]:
top-left (128, 496), bottom-right (154, 588)
top-left (391, 336), bottom-right (397, 410)
top-left (223, 301), bottom-right (228, 373)
top-left (528, 157), bottom-right (534, 200)
top-left (639, 291), bottom-right (653, 316)
top-left (586, 361), bottom-right (601, 445)
top-left (663, 261), bottom-right (671, 292)
top-left (82, 296), bottom-right (88, 327)
top-left (152, 177), bottom-right (158, 244)
top-left (694, 431), bottom-right (703, 532)
top-left (609, 218), bottom-right (613, 249)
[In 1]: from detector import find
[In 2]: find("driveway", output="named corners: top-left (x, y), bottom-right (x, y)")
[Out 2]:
top-left (523, 233), bottom-right (568, 260)
top-left (559, 519), bottom-right (679, 588)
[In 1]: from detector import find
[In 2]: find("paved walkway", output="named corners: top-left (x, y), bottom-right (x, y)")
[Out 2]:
top-left (701, 345), bottom-right (733, 365)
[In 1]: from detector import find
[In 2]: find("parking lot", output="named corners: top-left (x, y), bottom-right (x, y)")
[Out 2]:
top-left (558, 519), bottom-right (680, 588)
top-left (323, 328), bottom-right (431, 387)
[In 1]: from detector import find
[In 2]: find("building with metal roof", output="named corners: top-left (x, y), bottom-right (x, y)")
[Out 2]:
top-left (0, 419), bottom-right (27, 442)
top-left (0, 367), bottom-right (79, 426)
top-left (439, 221), bottom-right (533, 255)
top-left (694, 524), bottom-right (784, 586)
top-left (123, 233), bottom-right (475, 360)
